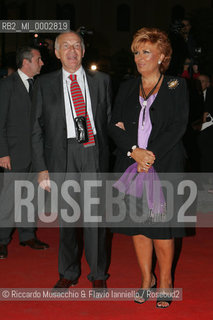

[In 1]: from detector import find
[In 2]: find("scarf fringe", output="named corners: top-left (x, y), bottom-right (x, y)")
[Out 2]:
top-left (148, 202), bottom-right (167, 223)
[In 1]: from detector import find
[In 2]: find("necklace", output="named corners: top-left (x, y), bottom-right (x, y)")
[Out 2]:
top-left (140, 73), bottom-right (163, 129)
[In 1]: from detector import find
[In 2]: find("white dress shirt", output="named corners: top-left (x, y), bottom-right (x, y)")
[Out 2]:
top-left (203, 89), bottom-right (207, 101)
top-left (17, 69), bottom-right (33, 92)
top-left (63, 66), bottom-right (97, 138)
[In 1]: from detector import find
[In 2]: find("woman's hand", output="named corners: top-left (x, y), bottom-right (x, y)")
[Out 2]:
top-left (137, 164), bottom-right (150, 173)
top-left (114, 123), bottom-right (155, 172)
top-left (131, 148), bottom-right (155, 172)
top-left (115, 122), bottom-right (125, 131)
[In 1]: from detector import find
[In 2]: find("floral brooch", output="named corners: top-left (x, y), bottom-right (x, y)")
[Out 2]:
top-left (167, 79), bottom-right (179, 89)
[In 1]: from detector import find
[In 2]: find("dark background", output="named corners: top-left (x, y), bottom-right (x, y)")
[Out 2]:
top-left (1, 0), bottom-right (213, 78)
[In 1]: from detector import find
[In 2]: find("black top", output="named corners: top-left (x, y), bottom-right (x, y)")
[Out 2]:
top-left (108, 75), bottom-right (190, 239)
top-left (109, 75), bottom-right (189, 173)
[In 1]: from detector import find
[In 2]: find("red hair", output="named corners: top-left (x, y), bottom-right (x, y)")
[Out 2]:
top-left (131, 27), bottom-right (172, 73)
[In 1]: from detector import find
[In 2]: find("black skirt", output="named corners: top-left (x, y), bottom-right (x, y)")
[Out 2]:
top-left (110, 173), bottom-right (188, 240)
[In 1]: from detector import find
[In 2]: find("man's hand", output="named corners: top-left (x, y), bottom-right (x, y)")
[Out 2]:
top-left (0, 156), bottom-right (11, 170)
top-left (115, 122), bottom-right (125, 131)
top-left (38, 170), bottom-right (51, 192)
top-left (131, 148), bottom-right (155, 172)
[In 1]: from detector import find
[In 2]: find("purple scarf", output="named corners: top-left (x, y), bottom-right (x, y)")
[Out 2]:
top-left (113, 162), bottom-right (166, 220)
top-left (113, 93), bottom-right (166, 221)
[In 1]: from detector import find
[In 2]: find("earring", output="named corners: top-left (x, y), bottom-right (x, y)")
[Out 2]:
top-left (158, 60), bottom-right (161, 64)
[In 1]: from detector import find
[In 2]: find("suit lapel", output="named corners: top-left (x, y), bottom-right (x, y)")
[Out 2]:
top-left (85, 70), bottom-right (98, 118)
top-left (51, 69), bottom-right (66, 121)
top-left (150, 75), bottom-right (169, 111)
top-left (148, 76), bottom-right (175, 145)
top-left (128, 76), bottom-right (168, 124)
top-left (128, 77), bottom-right (141, 121)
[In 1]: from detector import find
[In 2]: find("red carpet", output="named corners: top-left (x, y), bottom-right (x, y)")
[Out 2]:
top-left (0, 228), bottom-right (213, 320)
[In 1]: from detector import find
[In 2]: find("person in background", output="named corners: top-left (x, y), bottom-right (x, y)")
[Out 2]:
top-left (0, 66), bottom-right (15, 78)
top-left (197, 74), bottom-right (213, 173)
top-left (198, 74), bottom-right (213, 122)
top-left (181, 18), bottom-right (199, 61)
top-left (181, 58), bottom-right (200, 80)
top-left (40, 36), bottom-right (61, 73)
top-left (0, 46), bottom-right (49, 259)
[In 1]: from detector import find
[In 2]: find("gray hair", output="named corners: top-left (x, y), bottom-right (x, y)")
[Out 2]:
top-left (55, 30), bottom-right (85, 51)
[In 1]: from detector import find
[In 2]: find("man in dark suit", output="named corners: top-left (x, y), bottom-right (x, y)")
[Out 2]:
top-left (198, 74), bottom-right (213, 119)
top-left (197, 74), bottom-right (213, 172)
top-left (0, 46), bottom-right (49, 259)
top-left (31, 31), bottom-right (112, 289)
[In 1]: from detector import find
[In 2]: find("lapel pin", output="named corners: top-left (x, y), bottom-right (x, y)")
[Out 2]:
top-left (167, 79), bottom-right (179, 89)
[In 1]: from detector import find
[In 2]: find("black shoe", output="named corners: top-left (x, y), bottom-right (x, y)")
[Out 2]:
top-left (156, 290), bottom-right (173, 308)
top-left (91, 280), bottom-right (108, 298)
top-left (0, 244), bottom-right (8, 259)
top-left (52, 278), bottom-right (78, 292)
top-left (134, 276), bottom-right (157, 304)
top-left (92, 280), bottom-right (107, 289)
top-left (20, 238), bottom-right (49, 250)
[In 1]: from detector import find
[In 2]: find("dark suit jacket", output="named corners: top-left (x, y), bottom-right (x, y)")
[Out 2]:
top-left (204, 87), bottom-right (213, 115)
top-left (108, 75), bottom-right (189, 173)
top-left (197, 86), bottom-right (213, 171)
top-left (0, 72), bottom-right (32, 170)
top-left (31, 69), bottom-right (112, 172)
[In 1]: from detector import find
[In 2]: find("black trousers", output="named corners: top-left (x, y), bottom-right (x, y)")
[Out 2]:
top-left (57, 139), bottom-right (109, 281)
top-left (0, 164), bottom-right (36, 245)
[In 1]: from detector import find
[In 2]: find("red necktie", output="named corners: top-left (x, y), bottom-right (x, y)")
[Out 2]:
top-left (70, 74), bottom-right (95, 147)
